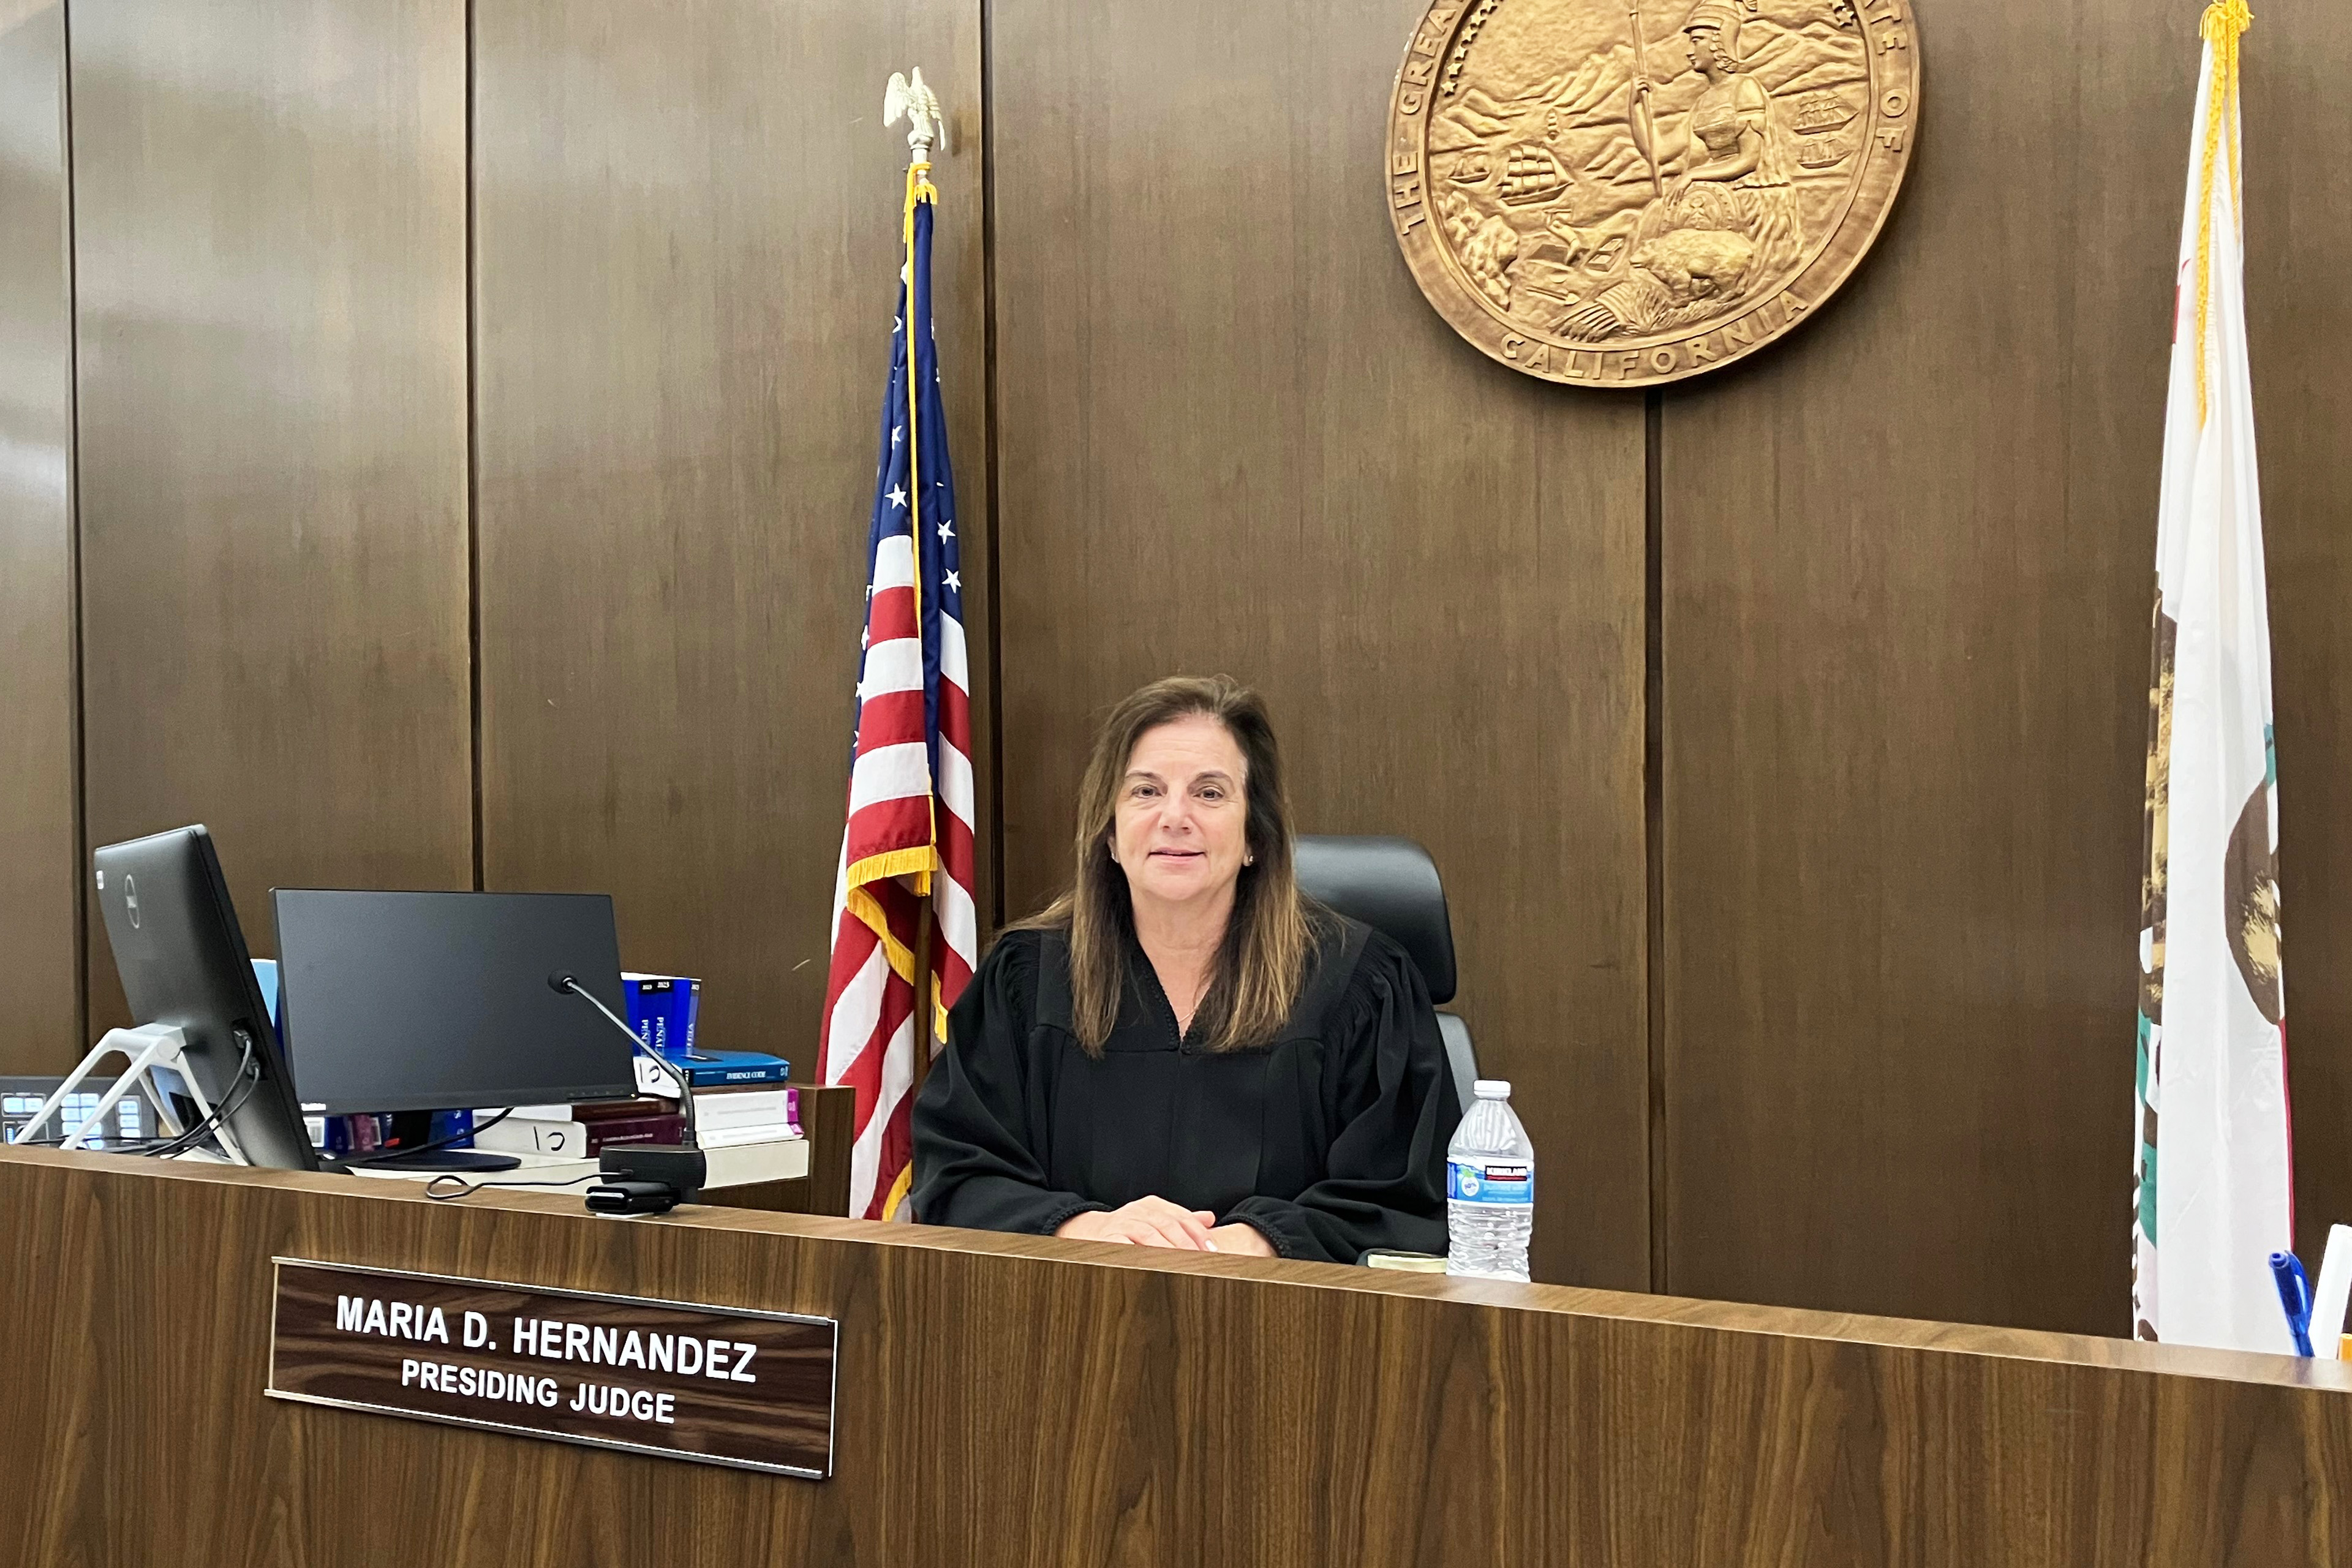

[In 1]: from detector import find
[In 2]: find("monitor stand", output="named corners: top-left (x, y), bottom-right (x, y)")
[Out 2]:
top-left (17, 1023), bottom-right (247, 1163)
top-left (361, 1147), bottom-right (520, 1173)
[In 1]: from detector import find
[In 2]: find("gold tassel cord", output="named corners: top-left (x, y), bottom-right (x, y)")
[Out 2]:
top-left (897, 157), bottom-right (940, 898)
top-left (2194, 0), bottom-right (2250, 428)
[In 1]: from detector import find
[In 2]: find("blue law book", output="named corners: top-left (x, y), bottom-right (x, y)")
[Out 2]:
top-left (623, 972), bottom-right (786, 1088)
top-left (679, 1049), bottom-right (790, 1088)
top-left (622, 973), bottom-right (701, 1057)
top-left (632, 1049), bottom-right (791, 1092)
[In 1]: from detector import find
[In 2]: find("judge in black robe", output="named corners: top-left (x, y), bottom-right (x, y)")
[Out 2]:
top-left (908, 675), bottom-right (1461, 1265)
top-left (910, 919), bottom-right (1458, 1262)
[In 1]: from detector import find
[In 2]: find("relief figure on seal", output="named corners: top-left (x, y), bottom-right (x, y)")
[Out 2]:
top-left (1575, 1), bottom-right (1808, 337)
top-left (1426, 0), bottom-right (1868, 347)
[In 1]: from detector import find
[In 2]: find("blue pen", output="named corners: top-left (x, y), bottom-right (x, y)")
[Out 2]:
top-left (2269, 1251), bottom-right (2317, 1357)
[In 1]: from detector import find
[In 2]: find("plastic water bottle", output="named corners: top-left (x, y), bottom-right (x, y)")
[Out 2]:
top-left (1446, 1079), bottom-right (1534, 1281)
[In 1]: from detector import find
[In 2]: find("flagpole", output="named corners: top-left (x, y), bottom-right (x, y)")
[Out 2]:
top-left (888, 64), bottom-right (946, 916)
top-left (883, 69), bottom-right (947, 1221)
top-left (888, 69), bottom-right (943, 895)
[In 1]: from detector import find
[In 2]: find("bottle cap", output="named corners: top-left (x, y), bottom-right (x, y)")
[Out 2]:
top-left (1472, 1079), bottom-right (1512, 1099)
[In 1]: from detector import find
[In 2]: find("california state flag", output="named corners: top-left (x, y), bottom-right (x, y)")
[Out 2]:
top-left (2132, 0), bottom-right (2291, 1354)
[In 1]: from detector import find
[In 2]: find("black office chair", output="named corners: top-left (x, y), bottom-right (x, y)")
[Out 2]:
top-left (1292, 835), bottom-right (1478, 1110)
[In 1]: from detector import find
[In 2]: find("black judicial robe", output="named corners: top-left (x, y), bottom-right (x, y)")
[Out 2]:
top-left (909, 916), bottom-right (1461, 1264)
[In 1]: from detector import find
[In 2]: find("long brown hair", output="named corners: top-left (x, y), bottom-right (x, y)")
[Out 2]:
top-left (1011, 676), bottom-right (1316, 1055)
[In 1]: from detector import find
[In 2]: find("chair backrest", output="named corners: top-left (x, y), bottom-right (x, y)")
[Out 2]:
top-left (1292, 835), bottom-right (1456, 1005)
top-left (1434, 1012), bottom-right (1479, 1121)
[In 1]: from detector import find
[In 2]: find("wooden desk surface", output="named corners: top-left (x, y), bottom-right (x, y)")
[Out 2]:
top-left (3, 1144), bottom-right (2346, 1566)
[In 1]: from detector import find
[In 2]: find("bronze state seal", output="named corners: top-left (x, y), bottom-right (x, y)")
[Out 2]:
top-left (1387, 0), bottom-right (1920, 386)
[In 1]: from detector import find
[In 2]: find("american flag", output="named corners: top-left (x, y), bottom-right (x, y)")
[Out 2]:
top-left (818, 162), bottom-right (978, 1222)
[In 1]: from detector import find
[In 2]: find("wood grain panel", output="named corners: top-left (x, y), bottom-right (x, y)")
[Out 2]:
top-left (69, 0), bottom-right (472, 1027)
top-left (2245, 0), bottom-right (2352, 1273)
top-left (7, 1147), bottom-right (2352, 1567)
top-left (991, 0), bottom-right (1651, 1290)
top-left (1656, 0), bottom-right (2202, 1332)
top-left (472, 0), bottom-right (988, 1077)
top-left (0, 0), bottom-right (79, 1072)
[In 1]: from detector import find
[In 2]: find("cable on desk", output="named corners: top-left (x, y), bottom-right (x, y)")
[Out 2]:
top-left (143, 1032), bottom-right (261, 1161)
top-left (423, 1172), bottom-right (603, 1203)
top-left (345, 1107), bottom-right (515, 1168)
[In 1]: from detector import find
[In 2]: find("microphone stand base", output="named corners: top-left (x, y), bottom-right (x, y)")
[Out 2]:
top-left (594, 1142), bottom-right (706, 1207)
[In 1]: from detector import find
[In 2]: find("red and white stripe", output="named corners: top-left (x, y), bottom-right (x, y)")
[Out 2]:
top-left (818, 537), bottom-right (978, 1222)
top-left (930, 608), bottom-right (978, 1039)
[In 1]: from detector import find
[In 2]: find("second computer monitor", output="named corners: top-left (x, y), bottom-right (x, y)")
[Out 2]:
top-left (93, 826), bottom-right (318, 1170)
top-left (271, 890), bottom-right (636, 1115)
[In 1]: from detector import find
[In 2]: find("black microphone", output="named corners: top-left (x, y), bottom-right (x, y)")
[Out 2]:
top-left (549, 973), bottom-right (698, 1148)
top-left (549, 973), bottom-right (707, 1212)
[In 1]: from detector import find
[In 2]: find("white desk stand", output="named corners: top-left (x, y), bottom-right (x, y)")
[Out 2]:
top-left (17, 1023), bottom-right (247, 1164)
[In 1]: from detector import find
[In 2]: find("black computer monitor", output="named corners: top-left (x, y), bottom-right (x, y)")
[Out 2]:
top-left (92, 826), bottom-right (318, 1171)
top-left (270, 889), bottom-right (637, 1127)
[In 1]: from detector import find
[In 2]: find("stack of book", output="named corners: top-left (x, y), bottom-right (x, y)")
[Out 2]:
top-left (474, 1084), bottom-right (802, 1159)
top-left (687, 1084), bottom-right (803, 1150)
top-left (464, 973), bottom-right (799, 1159)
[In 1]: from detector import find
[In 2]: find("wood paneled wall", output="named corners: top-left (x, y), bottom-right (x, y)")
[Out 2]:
top-left (1653, 0), bottom-right (2352, 1332)
top-left (67, 0), bottom-right (473, 1025)
top-left (12, 0), bottom-right (2350, 1333)
top-left (989, 0), bottom-right (1653, 1291)
top-left (470, 0), bottom-right (986, 1068)
top-left (1654, 1), bottom-right (2190, 1330)
top-left (0, 0), bottom-right (77, 1076)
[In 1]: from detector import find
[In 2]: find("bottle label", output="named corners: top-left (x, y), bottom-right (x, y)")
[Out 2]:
top-left (1447, 1158), bottom-right (1533, 1206)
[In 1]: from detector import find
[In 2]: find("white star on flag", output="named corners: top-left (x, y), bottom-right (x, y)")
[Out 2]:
top-left (892, 426), bottom-right (903, 445)
top-left (886, 486), bottom-right (907, 509)
top-left (937, 519), bottom-right (954, 542)
top-left (945, 569), bottom-right (960, 592)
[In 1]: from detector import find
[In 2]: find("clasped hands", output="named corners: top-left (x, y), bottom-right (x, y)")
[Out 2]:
top-left (1057, 1196), bottom-right (1275, 1257)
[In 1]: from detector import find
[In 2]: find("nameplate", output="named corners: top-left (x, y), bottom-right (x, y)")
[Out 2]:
top-left (265, 1257), bottom-right (836, 1478)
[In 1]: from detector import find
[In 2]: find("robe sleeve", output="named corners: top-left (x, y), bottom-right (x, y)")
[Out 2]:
top-left (1222, 933), bottom-right (1462, 1264)
top-left (909, 933), bottom-right (1109, 1237)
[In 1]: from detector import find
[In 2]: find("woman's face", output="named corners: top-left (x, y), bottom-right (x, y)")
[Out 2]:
top-left (1686, 28), bottom-right (1722, 75)
top-left (1110, 714), bottom-right (1251, 916)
